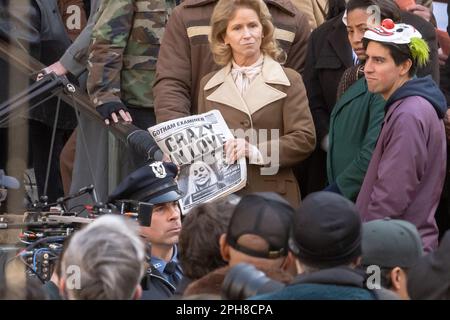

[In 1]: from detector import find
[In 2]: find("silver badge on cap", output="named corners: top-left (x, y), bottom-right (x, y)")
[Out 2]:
top-left (150, 161), bottom-right (167, 179)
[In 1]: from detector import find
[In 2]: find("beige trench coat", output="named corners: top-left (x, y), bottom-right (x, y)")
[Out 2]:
top-left (197, 55), bottom-right (316, 207)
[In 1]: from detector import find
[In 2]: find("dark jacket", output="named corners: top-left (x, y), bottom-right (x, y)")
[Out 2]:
top-left (298, 13), bottom-right (352, 196)
top-left (42, 281), bottom-right (62, 300)
top-left (250, 267), bottom-right (378, 300)
top-left (303, 13), bottom-right (352, 143)
top-left (0, 0), bottom-right (76, 129)
top-left (141, 264), bottom-right (181, 300)
top-left (172, 276), bottom-right (193, 299)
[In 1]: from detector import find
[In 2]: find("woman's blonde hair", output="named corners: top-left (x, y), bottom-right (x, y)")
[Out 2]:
top-left (209, 0), bottom-right (286, 66)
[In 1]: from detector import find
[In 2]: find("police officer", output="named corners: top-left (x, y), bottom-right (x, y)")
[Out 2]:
top-left (109, 161), bottom-right (184, 300)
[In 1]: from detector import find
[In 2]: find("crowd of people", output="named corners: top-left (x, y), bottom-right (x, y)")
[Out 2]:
top-left (0, 0), bottom-right (450, 300)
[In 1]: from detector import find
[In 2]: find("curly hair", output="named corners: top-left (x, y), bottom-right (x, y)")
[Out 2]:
top-left (209, 0), bottom-right (285, 66)
top-left (346, 0), bottom-right (401, 23)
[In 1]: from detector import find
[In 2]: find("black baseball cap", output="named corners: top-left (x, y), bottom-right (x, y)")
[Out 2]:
top-left (226, 192), bottom-right (294, 259)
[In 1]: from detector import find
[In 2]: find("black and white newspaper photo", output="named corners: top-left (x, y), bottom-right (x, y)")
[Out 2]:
top-left (148, 110), bottom-right (246, 213)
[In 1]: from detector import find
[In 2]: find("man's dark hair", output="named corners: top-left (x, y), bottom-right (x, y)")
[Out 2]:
top-left (363, 39), bottom-right (417, 76)
top-left (179, 198), bottom-right (236, 279)
top-left (385, 42), bottom-right (418, 77)
top-left (346, 0), bottom-right (401, 23)
top-left (299, 256), bottom-right (361, 272)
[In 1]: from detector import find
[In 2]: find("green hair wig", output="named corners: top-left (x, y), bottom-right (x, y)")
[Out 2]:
top-left (409, 37), bottom-right (429, 68)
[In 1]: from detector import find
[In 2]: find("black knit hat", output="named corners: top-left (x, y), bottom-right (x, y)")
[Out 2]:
top-left (289, 191), bottom-right (362, 268)
top-left (226, 192), bottom-right (294, 259)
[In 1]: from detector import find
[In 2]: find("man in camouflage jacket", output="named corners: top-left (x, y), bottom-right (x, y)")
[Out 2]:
top-left (71, 0), bottom-right (175, 205)
top-left (87, 0), bottom-right (176, 126)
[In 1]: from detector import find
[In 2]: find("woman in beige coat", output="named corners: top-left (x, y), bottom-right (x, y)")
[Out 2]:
top-left (197, 0), bottom-right (316, 207)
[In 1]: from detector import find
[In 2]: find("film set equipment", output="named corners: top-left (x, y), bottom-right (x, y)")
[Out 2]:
top-left (1, 187), bottom-right (154, 283)
top-left (0, 35), bottom-right (161, 284)
top-left (0, 71), bottom-right (163, 164)
top-left (0, 38), bottom-right (163, 201)
top-left (0, 183), bottom-right (102, 283)
top-left (0, 213), bottom-right (94, 283)
top-left (113, 200), bottom-right (153, 227)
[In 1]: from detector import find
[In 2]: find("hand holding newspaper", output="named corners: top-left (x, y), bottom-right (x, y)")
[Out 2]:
top-left (148, 110), bottom-right (247, 213)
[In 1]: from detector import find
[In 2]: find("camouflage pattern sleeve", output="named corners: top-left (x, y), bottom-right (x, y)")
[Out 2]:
top-left (119, 0), bottom-right (175, 108)
top-left (87, 0), bottom-right (134, 108)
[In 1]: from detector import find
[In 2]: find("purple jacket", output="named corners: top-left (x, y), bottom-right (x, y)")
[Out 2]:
top-left (356, 78), bottom-right (447, 252)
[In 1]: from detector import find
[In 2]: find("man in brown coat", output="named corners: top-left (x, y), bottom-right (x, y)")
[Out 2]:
top-left (153, 0), bottom-right (311, 123)
top-left (290, 0), bottom-right (328, 30)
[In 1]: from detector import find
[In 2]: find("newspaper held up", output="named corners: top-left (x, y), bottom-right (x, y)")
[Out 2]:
top-left (148, 110), bottom-right (246, 213)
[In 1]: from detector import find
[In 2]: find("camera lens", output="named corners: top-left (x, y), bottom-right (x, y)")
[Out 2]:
top-left (222, 263), bottom-right (285, 300)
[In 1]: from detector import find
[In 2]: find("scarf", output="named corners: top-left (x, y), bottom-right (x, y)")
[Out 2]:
top-left (230, 55), bottom-right (264, 95)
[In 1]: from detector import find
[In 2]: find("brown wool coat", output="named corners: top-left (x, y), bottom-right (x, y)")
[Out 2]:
top-left (197, 55), bottom-right (316, 207)
top-left (290, 0), bottom-right (328, 30)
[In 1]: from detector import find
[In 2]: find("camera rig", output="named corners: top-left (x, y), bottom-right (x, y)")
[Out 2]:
top-left (0, 37), bottom-right (160, 284)
top-left (1, 185), bottom-right (153, 283)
